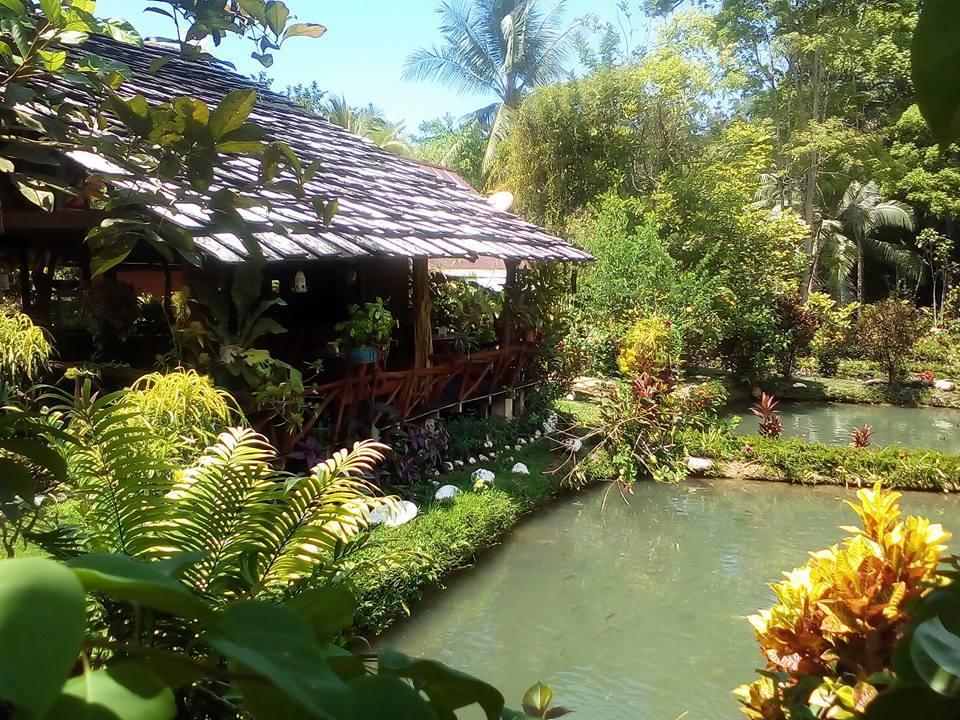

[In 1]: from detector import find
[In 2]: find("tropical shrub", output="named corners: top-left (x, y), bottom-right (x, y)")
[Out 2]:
top-left (735, 483), bottom-right (950, 720)
top-left (771, 294), bottom-right (820, 378)
top-left (719, 305), bottom-right (778, 381)
top-left (380, 420), bottom-right (449, 486)
top-left (858, 299), bottom-right (926, 384)
top-left (807, 293), bottom-right (856, 377)
top-left (0, 310), bottom-right (52, 389)
top-left (750, 393), bottom-right (784, 439)
top-left (617, 316), bottom-right (681, 377)
top-left (126, 369), bottom-right (241, 457)
top-left (432, 277), bottom-right (499, 350)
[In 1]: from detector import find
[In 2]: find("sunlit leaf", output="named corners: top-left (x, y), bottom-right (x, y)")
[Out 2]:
top-left (264, 1), bottom-right (290, 35)
top-left (46, 662), bottom-right (176, 720)
top-left (283, 22), bottom-right (326, 40)
top-left (210, 89), bottom-right (258, 141)
top-left (913, 0), bottom-right (960, 145)
top-left (0, 558), bottom-right (86, 719)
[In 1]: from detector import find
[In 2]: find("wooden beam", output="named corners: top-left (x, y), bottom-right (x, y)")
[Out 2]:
top-left (412, 258), bottom-right (433, 369)
top-left (0, 210), bottom-right (106, 234)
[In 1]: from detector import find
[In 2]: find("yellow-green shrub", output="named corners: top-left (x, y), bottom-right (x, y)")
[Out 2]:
top-left (734, 484), bottom-right (950, 719)
top-left (617, 316), bottom-right (679, 376)
top-left (0, 310), bottom-right (51, 386)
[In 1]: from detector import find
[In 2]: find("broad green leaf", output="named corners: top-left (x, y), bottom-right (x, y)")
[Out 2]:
top-left (283, 22), bottom-right (326, 40)
top-left (864, 686), bottom-right (957, 720)
top-left (285, 587), bottom-right (356, 643)
top-left (264, 1), bottom-right (289, 35)
top-left (39, 0), bottom-right (61, 23)
top-left (0, 157), bottom-right (13, 173)
top-left (0, 0), bottom-right (25, 16)
top-left (207, 601), bottom-right (351, 720)
top-left (39, 48), bottom-right (66, 71)
top-left (379, 649), bottom-right (506, 720)
top-left (216, 139), bottom-right (265, 154)
top-left (101, 17), bottom-right (143, 46)
top-left (0, 558), bottom-right (86, 719)
top-left (237, 0), bottom-right (266, 20)
top-left (522, 682), bottom-right (553, 717)
top-left (350, 676), bottom-right (436, 720)
top-left (251, 51), bottom-right (274, 68)
top-left (68, 554), bottom-right (211, 620)
top-left (148, 56), bottom-right (172, 73)
top-left (46, 662), bottom-right (176, 720)
top-left (911, 618), bottom-right (960, 696)
top-left (0, 456), bottom-right (40, 501)
top-left (210, 89), bottom-right (258, 141)
top-left (14, 180), bottom-right (54, 211)
top-left (0, 438), bottom-right (67, 482)
top-left (912, 0), bottom-right (960, 145)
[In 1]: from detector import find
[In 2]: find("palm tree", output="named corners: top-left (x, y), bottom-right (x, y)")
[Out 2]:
top-left (321, 96), bottom-right (414, 157)
top-left (404, 0), bottom-right (577, 169)
top-left (814, 181), bottom-right (919, 305)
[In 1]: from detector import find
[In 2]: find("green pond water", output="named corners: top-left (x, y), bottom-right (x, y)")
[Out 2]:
top-left (378, 480), bottom-right (960, 720)
top-left (733, 402), bottom-right (960, 453)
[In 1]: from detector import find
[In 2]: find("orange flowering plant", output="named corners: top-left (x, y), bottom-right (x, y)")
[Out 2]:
top-left (735, 483), bottom-right (951, 719)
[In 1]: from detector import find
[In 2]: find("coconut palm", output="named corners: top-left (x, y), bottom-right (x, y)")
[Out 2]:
top-left (322, 95), bottom-right (414, 157)
top-left (404, 0), bottom-right (578, 169)
top-left (813, 181), bottom-right (919, 305)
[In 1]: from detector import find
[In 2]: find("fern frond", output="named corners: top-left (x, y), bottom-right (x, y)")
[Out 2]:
top-left (252, 440), bottom-right (392, 592)
top-left (62, 392), bottom-right (173, 556)
top-left (152, 428), bottom-right (282, 600)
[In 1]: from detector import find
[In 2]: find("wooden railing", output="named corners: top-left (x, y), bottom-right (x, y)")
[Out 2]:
top-left (255, 344), bottom-right (539, 453)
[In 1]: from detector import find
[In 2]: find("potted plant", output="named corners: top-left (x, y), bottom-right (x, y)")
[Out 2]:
top-left (336, 298), bottom-right (395, 364)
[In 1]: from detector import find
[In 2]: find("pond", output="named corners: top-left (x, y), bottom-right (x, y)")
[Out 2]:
top-left (378, 481), bottom-right (960, 720)
top-left (732, 401), bottom-right (960, 453)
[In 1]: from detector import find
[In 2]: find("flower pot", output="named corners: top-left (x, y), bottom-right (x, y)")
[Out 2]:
top-left (348, 346), bottom-right (379, 364)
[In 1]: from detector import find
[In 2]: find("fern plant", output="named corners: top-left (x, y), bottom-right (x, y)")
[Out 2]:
top-left (47, 386), bottom-right (395, 602)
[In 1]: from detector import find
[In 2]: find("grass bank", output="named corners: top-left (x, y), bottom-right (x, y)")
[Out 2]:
top-left (349, 438), bottom-right (604, 635)
top-left (759, 376), bottom-right (960, 409)
top-left (685, 432), bottom-right (960, 493)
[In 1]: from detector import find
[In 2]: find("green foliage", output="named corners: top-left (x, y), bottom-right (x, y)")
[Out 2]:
top-left (858, 299), bottom-right (927, 384)
top-left (0, 309), bottom-right (51, 387)
top-left (807, 293), bottom-right (856, 377)
top-left (617, 316), bottom-right (680, 377)
top-left (126, 369), bottom-right (241, 455)
top-left (0, 553), bottom-right (537, 720)
top-left (912, 0), bottom-right (960, 146)
top-left (414, 114), bottom-right (486, 189)
top-left (0, 1), bottom-right (328, 274)
top-left (336, 297), bottom-right (395, 350)
top-left (431, 279), bottom-right (498, 349)
top-left (444, 415), bottom-right (516, 460)
top-left (771, 294), bottom-right (820, 378)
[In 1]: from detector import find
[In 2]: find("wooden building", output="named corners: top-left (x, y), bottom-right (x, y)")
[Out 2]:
top-left (0, 35), bottom-right (591, 444)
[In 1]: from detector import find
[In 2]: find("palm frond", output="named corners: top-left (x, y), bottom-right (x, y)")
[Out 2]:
top-left (483, 102), bottom-right (516, 171)
top-left (251, 440), bottom-right (393, 593)
top-left (863, 237), bottom-right (925, 284)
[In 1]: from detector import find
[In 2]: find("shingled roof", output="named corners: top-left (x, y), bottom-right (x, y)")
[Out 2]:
top-left (61, 35), bottom-right (591, 265)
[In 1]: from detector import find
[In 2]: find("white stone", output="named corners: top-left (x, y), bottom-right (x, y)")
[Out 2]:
top-left (563, 438), bottom-right (583, 454)
top-left (478, 454), bottom-right (489, 462)
top-left (430, 480), bottom-right (440, 487)
top-left (686, 457), bottom-right (714, 474)
top-left (543, 412), bottom-right (559, 435)
top-left (936, 380), bottom-right (956, 392)
top-left (369, 501), bottom-right (419, 528)
top-left (468, 457), bottom-right (477, 465)
top-left (518, 438), bottom-right (528, 446)
top-left (515, 445), bottom-right (523, 452)
top-left (566, 393), bottom-right (576, 401)
top-left (534, 430), bottom-right (542, 439)
top-left (430, 468), bottom-right (441, 477)
top-left (484, 440), bottom-right (493, 449)
top-left (454, 460), bottom-right (465, 468)
top-left (792, 382), bottom-right (808, 389)
top-left (512, 463), bottom-right (530, 475)
top-left (471, 469), bottom-right (496, 485)
top-left (434, 485), bottom-right (461, 501)
top-left (443, 462), bottom-right (455, 473)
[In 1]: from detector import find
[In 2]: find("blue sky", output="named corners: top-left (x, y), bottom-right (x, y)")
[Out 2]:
top-left (95, 0), bottom-right (637, 132)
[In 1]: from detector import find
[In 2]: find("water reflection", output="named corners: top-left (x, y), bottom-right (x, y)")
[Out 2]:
top-left (733, 402), bottom-right (960, 453)
top-left (377, 481), bottom-right (960, 720)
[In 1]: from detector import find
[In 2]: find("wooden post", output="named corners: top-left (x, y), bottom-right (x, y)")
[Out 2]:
top-left (412, 258), bottom-right (432, 369)
top-left (500, 259), bottom-right (520, 349)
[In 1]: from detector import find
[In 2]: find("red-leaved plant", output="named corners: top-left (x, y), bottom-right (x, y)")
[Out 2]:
top-left (750, 393), bottom-right (783, 439)
top-left (850, 424), bottom-right (873, 449)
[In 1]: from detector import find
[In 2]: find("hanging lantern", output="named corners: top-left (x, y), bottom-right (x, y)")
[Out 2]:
top-left (293, 271), bottom-right (308, 294)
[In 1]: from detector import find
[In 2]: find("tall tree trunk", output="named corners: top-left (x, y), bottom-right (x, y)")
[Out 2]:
top-left (857, 236), bottom-right (866, 307)
top-left (801, 49), bottom-right (823, 301)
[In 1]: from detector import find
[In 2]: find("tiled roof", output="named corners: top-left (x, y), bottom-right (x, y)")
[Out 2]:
top-left (61, 36), bottom-right (592, 265)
